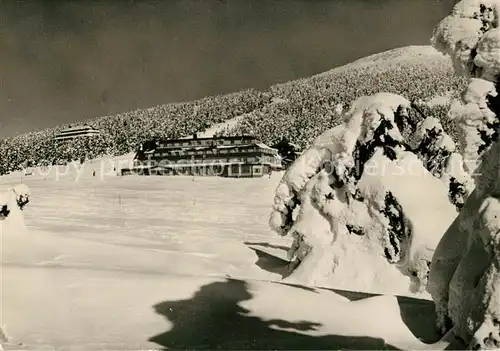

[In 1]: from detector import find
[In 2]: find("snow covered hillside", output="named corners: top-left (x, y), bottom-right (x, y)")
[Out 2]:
top-left (228, 45), bottom-right (467, 148)
top-left (1, 44), bottom-right (466, 178)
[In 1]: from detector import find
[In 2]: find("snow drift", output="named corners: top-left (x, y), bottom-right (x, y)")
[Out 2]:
top-left (427, 0), bottom-right (500, 348)
top-left (1, 175), bottom-right (462, 350)
top-left (269, 92), bottom-right (463, 296)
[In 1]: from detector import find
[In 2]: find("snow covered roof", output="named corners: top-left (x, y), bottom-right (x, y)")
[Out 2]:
top-left (58, 125), bottom-right (98, 133)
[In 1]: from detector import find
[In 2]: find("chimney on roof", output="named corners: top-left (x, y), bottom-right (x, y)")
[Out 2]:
top-left (193, 133), bottom-right (198, 139)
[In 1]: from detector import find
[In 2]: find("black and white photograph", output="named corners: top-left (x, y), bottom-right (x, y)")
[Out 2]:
top-left (1, 0), bottom-right (499, 350)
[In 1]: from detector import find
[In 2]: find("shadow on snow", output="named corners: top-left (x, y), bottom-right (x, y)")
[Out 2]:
top-left (148, 278), bottom-right (399, 350)
top-left (243, 242), bottom-right (442, 345)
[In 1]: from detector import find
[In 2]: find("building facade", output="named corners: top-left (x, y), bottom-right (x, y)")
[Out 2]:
top-left (129, 135), bottom-right (282, 178)
top-left (54, 125), bottom-right (100, 141)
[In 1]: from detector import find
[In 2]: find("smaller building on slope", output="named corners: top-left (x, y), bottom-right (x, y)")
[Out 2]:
top-left (54, 125), bottom-right (100, 142)
top-left (128, 134), bottom-right (282, 178)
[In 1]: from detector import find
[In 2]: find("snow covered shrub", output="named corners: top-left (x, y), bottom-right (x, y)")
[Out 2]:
top-left (0, 202), bottom-right (10, 219)
top-left (412, 99), bottom-right (463, 146)
top-left (408, 117), bottom-right (472, 211)
top-left (269, 93), bottom-right (458, 294)
top-left (0, 184), bottom-right (30, 235)
top-left (12, 184), bottom-right (30, 211)
top-left (409, 117), bottom-right (454, 176)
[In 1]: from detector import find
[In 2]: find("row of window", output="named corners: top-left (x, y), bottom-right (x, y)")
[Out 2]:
top-left (158, 138), bottom-right (250, 148)
top-left (153, 147), bottom-right (274, 157)
top-left (154, 148), bottom-right (259, 157)
top-left (139, 156), bottom-right (263, 165)
top-left (146, 164), bottom-right (266, 176)
top-left (54, 131), bottom-right (100, 139)
top-left (150, 152), bottom-right (280, 164)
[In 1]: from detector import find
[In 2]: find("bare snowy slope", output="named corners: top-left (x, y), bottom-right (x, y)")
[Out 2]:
top-left (0, 175), bottom-right (464, 350)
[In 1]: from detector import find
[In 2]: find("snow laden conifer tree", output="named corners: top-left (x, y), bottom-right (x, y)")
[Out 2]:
top-left (269, 92), bottom-right (461, 296)
top-left (426, 0), bottom-right (500, 349)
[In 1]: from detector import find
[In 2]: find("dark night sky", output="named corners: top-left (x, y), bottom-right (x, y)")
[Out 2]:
top-left (0, 0), bottom-right (457, 138)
